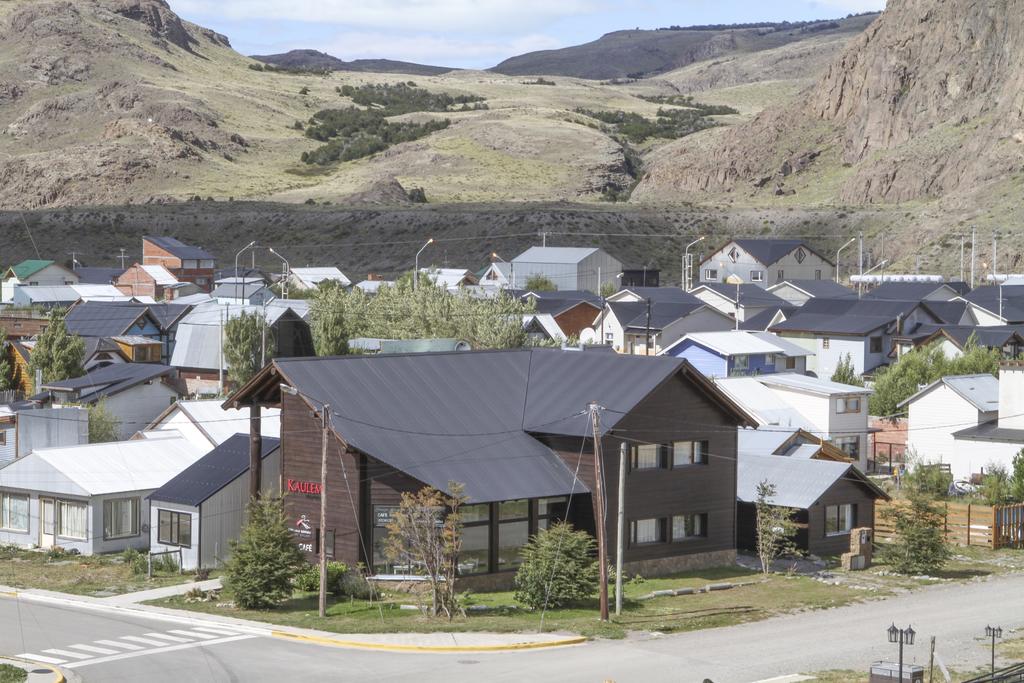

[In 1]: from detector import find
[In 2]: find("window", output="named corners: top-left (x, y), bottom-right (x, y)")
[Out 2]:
top-left (196, 277), bottom-right (208, 286)
top-left (497, 499), bottom-right (529, 570)
top-left (672, 513), bottom-right (707, 541)
top-left (630, 518), bottom-right (666, 545)
top-left (785, 356), bottom-right (797, 370)
top-left (200, 259), bottom-right (215, 269)
top-left (795, 248), bottom-right (806, 264)
top-left (869, 336), bottom-right (883, 354)
top-left (822, 338), bottom-right (830, 350)
top-left (314, 528), bottom-right (335, 559)
top-left (777, 270), bottom-right (784, 281)
top-left (183, 260), bottom-right (198, 269)
top-left (728, 247), bottom-right (740, 263)
top-left (825, 504), bottom-right (856, 536)
top-left (631, 444), bottom-right (664, 470)
top-left (751, 270), bottom-right (764, 282)
top-left (459, 503), bottom-right (490, 575)
top-left (57, 500), bottom-right (87, 540)
top-left (837, 397), bottom-right (861, 414)
top-left (0, 430), bottom-right (6, 446)
top-left (537, 496), bottom-right (568, 531)
top-left (1, 493), bottom-right (29, 532)
top-left (704, 269), bottom-right (718, 281)
top-left (834, 436), bottom-right (860, 459)
top-left (815, 269), bottom-right (822, 280)
top-left (103, 497), bottom-right (139, 540)
top-left (733, 354), bottom-right (749, 372)
top-left (157, 509), bottom-right (192, 548)
top-left (672, 440), bottom-right (708, 467)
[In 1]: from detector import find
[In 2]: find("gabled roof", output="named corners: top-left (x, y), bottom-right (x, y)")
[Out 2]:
top-left (139, 264), bottom-right (180, 286)
top-left (523, 289), bottom-right (603, 305)
top-left (41, 363), bottom-right (176, 403)
top-left (144, 236), bottom-right (214, 261)
top-left (715, 378), bottom-right (814, 430)
top-left (739, 306), bottom-right (797, 331)
top-left (768, 280), bottom-right (856, 300)
top-left (919, 300), bottom-right (968, 325)
top-left (622, 302), bottom-right (708, 332)
top-left (701, 239), bottom-right (833, 268)
top-left (693, 283), bottom-right (788, 307)
top-left (757, 373), bottom-right (872, 397)
top-left (211, 282), bottom-right (271, 300)
top-left (513, 246), bottom-right (599, 264)
top-left (148, 399), bottom-right (281, 448)
top-left (533, 298), bottom-right (602, 317)
top-left (961, 286), bottom-right (1024, 322)
top-left (65, 302), bottom-right (157, 337)
top-left (74, 267), bottom-right (125, 285)
top-left (7, 259), bottom-right (59, 280)
top-left (226, 349), bottom-right (755, 503)
top-left (661, 330), bottom-right (811, 358)
top-left (863, 282), bottom-right (957, 301)
top-left (770, 312), bottom-right (893, 336)
top-left (149, 434), bottom-right (280, 507)
top-left (290, 267), bottom-right (351, 287)
top-left (613, 287), bottom-right (701, 304)
top-left (799, 297), bottom-right (924, 319)
top-left (82, 337), bottom-right (126, 362)
top-left (896, 324), bottom-right (1024, 355)
top-left (897, 374), bottom-right (999, 412)
top-left (0, 436), bottom-right (205, 497)
top-left (737, 454), bottom-right (888, 508)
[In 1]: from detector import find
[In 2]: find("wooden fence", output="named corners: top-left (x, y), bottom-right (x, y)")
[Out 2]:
top-left (875, 501), bottom-right (1024, 550)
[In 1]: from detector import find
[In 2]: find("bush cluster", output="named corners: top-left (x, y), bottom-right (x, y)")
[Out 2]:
top-left (336, 82), bottom-right (485, 115)
top-left (574, 99), bottom-right (737, 144)
top-left (300, 107), bottom-right (450, 166)
top-left (513, 522), bottom-right (598, 610)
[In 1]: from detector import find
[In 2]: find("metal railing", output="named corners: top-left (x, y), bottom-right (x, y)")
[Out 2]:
top-left (963, 662), bottom-right (1024, 683)
top-left (147, 548), bottom-right (183, 578)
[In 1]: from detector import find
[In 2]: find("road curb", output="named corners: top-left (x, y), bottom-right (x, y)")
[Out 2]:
top-left (1, 655), bottom-right (65, 682)
top-left (270, 630), bottom-right (587, 653)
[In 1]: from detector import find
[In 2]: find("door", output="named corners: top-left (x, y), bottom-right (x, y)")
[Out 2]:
top-left (39, 498), bottom-right (55, 548)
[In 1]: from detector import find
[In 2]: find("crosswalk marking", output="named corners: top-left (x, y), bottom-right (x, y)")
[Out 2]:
top-left (143, 632), bottom-right (193, 643)
top-left (121, 635), bottom-right (171, 647)
top-left (66, 644), bottom-right (119, 655)
top-left (65, 634), bottom-right (258, 670)
top-left (169, 629), bottom-right (218, 640)
top-left (15, 653), bottom-right (65, 665)
top-left (41, 648), bottom-right (91, 660)
top-left (94, 639), bottom-right (144, 651)
top-left (189, 626), bottom-right (243, 636)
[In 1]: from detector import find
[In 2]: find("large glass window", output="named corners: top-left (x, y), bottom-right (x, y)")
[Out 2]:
top-left (833, 436), bottom-right (860, 458)
top-left (458, 504), bottom-right (490, 575)
top-left (57, 500), bottom-right (87, 540)
top-left (672, 513), bottom-right (708, 541)
top-left (157, 509), bottom-right (192, 548)
top-left (837, 397), bottom-right (861, 414)
top-left (497, 499), bottom-right (529, 571)
top-left (537, 496), bottom-right (568, 531)
top-left (672, 441), bottom-right (708, 467)
top-left (630, 518), bottom-right (666, 545)
top-left (825, 504), bottom-right (856, 536)
top-left (1, 493), bottom-right (28, 532)
top-left (733, 355), bottom-right (749, 372)
top-left (103, 497), bottom-right (139, 540)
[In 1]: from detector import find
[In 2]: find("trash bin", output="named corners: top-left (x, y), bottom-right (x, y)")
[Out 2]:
top-left (869, 661), bottom-right (925, 683)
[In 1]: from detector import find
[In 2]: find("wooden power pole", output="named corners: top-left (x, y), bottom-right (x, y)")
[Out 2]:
top-left (318, 405), bottom-right (331, 619)
top-left (589, 402), bottom-right (609, 621)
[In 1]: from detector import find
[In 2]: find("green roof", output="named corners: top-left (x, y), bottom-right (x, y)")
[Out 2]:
top-left (8, 259), bottom-right (56, 280)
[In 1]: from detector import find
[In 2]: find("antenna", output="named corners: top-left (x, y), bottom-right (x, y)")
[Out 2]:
top-left (118, 248), bottom-right (128, 269)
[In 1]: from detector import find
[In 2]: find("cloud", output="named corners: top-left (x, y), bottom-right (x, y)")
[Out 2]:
top-left (172, 0), bottom-right (608, 34)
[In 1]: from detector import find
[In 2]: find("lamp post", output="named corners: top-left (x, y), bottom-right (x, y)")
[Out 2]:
top-left (986, 625), bottom-right (1003, 676)
top-left (490, 252), bottom-right (514, 290)
top-left (234, 240), bottom-right (257, 303)
top-left (857, 259), bottom-right (889, 297)
top-left (280, 384), bottom-right (331, 618)
top-left (887, 623), bottom-right (915, 683)
top-left (268, 248), bottom-right (290, 300)
top-left (683, 236), bottom-right (705, 292)
top-left (836, 237), bottom-right (856, 284)
top-left (414, 238), bottom-right (434, 291)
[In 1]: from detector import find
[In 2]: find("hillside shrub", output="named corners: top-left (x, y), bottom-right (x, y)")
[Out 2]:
top-left (513, 522), bottom-right (598, 610)
top-left (337, 82), bottom-right (484, 115)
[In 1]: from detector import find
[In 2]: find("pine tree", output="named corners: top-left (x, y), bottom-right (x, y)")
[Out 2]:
top-left (879, 493), bottom-right (951, 575)
top-left (225, 497), bottom-right (306, 609)
top-left (830, 353), bottom-right (864, 387)
top-left (28, 310), bottom-right (85, 390)
top-left (513, 522), bottom-right (598, 610)
top-left (0, 328), bottom-right (12, 391)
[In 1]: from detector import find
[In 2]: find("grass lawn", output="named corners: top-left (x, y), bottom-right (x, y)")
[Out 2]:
top-left (0, 546), bottom-right (211, 597)
top-left (156, 565), bottom-right (869, 639)
top-left (0, 664), bottom-right (26, 683)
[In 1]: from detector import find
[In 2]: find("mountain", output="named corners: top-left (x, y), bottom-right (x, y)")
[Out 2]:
top-left (490, 14), bottom-right (879, 80)
top-left (251, 49), bottom-right (454, 76)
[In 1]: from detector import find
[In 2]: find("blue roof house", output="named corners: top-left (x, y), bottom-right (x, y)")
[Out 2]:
top-left (660, 331), bottom-right (811, 378)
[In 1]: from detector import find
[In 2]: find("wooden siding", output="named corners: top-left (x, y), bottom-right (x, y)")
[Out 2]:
top-left (554, 303), bottom-right (601, 338)
top-left (805, 478), bottom-right (878, 556)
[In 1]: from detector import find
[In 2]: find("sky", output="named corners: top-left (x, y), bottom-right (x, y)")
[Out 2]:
top-left (171, 0), bottom-right (886, 69)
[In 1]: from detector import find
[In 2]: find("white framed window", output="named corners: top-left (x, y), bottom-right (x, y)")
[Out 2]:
top-left (103, 497), bottom-right (139, 540)
top-left (751, 270), bottom-right (764, 282)
top-left (733, 354), bottom-right (749, 371)
top-left (672, 440), bottom-right (708, 466)
top-left (825, 504), bottom-right (856, 536)
top-left (704, 269), bottom-right (718, 281)
top-left (777, 270), bottom-right (784, 281)
top-left (822, 338), bottom-right (830, 350)
top-left (837, 397), bottom-right (861, 414)
top-left (57, 500), bottom-right (87, 540)
top-left (630, 518), bottom-right (666, 545)
top-left (1, 493), bottom-right (29, 532)
top-left (672, 513), bottom-right (707, 541)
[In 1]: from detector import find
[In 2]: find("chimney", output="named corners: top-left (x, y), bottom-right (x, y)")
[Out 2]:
top-left (998, 362), bottom-right (1024, 429)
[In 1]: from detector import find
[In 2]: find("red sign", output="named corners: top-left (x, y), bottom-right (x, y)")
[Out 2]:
top-left (287, 478), bottom-right (322, 495)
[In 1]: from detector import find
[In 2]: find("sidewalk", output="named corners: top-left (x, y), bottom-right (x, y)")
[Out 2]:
top-left (0, 655), bottom-right (68, 683)
top-left (97, 578), bottom-right (223, 605)
top-left (0, 585), bottom-right (585, 654)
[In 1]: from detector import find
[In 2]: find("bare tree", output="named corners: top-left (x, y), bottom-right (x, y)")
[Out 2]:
top-left (754, 480), bottom-right (799, 574)
top-left (384, 482), bottom-right (465, 619)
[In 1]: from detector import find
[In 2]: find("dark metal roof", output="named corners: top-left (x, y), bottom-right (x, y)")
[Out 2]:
top-left (863, 282), bottom-right (956, 301)
top-left (65, 302), bottom-right (153, 337)
top-left (623, 302), bottom-right (706, 332)
top-left (74, 267), bottom-right (126, 285)
top-left (523, 290), bottom-right (602, 305)
top-left (42, 363), bottom-right (176, 402)
top-left (770, 313), bottom-right (892, 335)
top-left (704, 239), bottom-right (832, 267)
top-left (698, 283), bottom-right (788, 308)
top-left (532, 298), bottom-right (601, 317)
top-left (919, 300), bottom-right (968, 324)
top-left (148, 435), bottom-right (280, 506)
top-left (145, 302), bottom-right (192, 330)
top-left (773, 280), bottom-right (856, 299)
top-left (952, 419), bottom-right (1024, 444)
top-left (739, 306), bottom-right (797, 331)
top-left (799, 297), bottom-right (924, 319)
top-left (617, 287), bottom-right (701, 304)
top-left (144, 236), bottom-right (215, 261)
top-left (82, 336), bottom-right (124, 361)
top-left (963, 285), bottom-right (1024, 322)
top-left (261, 349), bottom-right (752, 503)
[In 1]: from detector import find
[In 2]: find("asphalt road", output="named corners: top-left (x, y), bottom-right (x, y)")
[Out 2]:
top-left (3, 573), bottom-right (1023, 683)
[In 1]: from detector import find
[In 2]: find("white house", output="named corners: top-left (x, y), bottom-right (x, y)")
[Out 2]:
top-left (0, 405), bottom-right (89, 467)
top-left (2, 260), bottom-right (79, 303)
top-left (596, 300), bottom-right (733, 355)
top-left (147, 399), bottom-right (282, 451)
top-left (0, 436), bottom-right (205, 554)
top-left (511, 246), bottom-right (622, 293)
top-left (690, 284), bottom-right (790, 323)
top-left (767, 280), bottom-right (857, 307)
top-left (698, 239), bottom-right (834, 289)
top-left (288, 267), bottom-right (351, 291)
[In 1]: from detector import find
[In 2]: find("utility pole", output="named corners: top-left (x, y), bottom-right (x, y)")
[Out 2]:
top-left (929, 635), bottom-right (936, 683)
top-left (971, 226), bottom-right (977, 288)
top-left (644, 298), bottom-right (652, 355)
top-left (615, 442), bottom-right (626, 616)
top-left (993, 230), bottom-right (998, 281)
top-left (858, 231), bottom-right (864, 280)
top-left (318, 404), bottom-right (331, 619)
top-left (589, 403), bottom-right (609, 622)
top-left (118, 248), bottom-right (128, 269)
top-left (249, 405), bottom-right (262, 500)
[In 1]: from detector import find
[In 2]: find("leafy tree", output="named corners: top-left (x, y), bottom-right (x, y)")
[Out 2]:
top-left (831, 353), bottom-right (863, 386)
top-left (309, 283), bottom-right (359, 356)
top-left (223, 312), bottom-right (275, 387)
top-left (29, 310), bottom-right (85, 390)
top-left (980, 464), bottom-right (1012, 505)
top-left (513, 522), bottom-right (598, 610)
top-left (754, 480), bottom-right (799, 574)
top-left (902, 458), bottom-right (953, 498)
top-left (599, 281), bottom-right (617, 298)
top-left (87, 400), bottom-right (121, 443)
top-left (0, 328), bottom-right (12, 391)
top-left (225, 496), bottom-right (306, 609)
top-left (879, 493), bottom-right (951, 575)
top-left (524, 274), bottom-right (557, 292)
top-left (1010, 449), bottom-right (1024, 503)
top-left (384, 483), bottom-right (465, 619)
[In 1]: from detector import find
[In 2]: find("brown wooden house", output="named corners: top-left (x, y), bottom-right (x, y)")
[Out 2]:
top-left (226, 349), bottom-right (756, 585)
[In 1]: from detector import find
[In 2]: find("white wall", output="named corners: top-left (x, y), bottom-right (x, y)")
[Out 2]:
top-left (149, 500), bottom-right (200, 570)
top-left (150, 410), bottom-right (215, 450)
top-left (2, 266), bottom-right (79, 303)
top-left (699, 243), bottom-right (833, 288)
top-left (906, 385), bottom-right (991, 479)
top-left (103, 383), bottom-right (180, 439)
top-left (763, 386), bottom-right (870, 470)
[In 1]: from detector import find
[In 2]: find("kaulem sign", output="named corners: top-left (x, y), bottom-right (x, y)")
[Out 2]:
top-left (287, 478), bottom-right (322, 495)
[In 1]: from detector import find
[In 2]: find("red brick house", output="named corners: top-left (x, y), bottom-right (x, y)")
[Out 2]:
top-left (116, 263), bottom-right (189, 300)
top-left (142, 236), bottom-right (216, 292)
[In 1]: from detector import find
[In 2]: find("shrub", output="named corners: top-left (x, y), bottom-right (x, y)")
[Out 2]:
top-left (122, 548), bottom-right (147, 575)
top-left (904, 461), bottom-right (953, 498)
top-left (980, 465), bottom-right (1012, 505)
top-left (225, 497), bottom-right (306, 609)
top-left (292, 561), bottom-right (350, 596)
top-left (879, 494), bottom-right (951, 575)
top-left (513, 522), bottom-right (598, 610)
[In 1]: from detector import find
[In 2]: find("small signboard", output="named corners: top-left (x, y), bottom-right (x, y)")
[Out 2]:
top-left (374, 505), bottom-right (398, 527)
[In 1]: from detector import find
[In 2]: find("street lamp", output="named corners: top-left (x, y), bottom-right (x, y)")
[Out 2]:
top-left (234, 240), bottom-right (257, 303)
top-left (414, 238), bottom-right (434, 291)
top-left (268, 248), bottom-right (290, 300)
top-left (683, 236), bottom-right (705, 292)
top-left (491, 252), bottom-right (514, 290)
top-left (836, 237), bottom-right (856, 284)
top-left (985, 625), bottom-right (1003, 676)
top-left (857, 259), bottom-right (889, 297)
top-left (887, 623), bottom-right (915, 683)
top-left (280, 383), bottom-right (331, 619)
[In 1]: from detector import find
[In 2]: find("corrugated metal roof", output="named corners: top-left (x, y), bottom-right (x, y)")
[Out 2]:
top-left (863, 282), bottom-right (956, 301)
top-left (739, 306), bottom-right (796, 331)
top-left (148, 434), bottom-right (280, 506)
top-left (74, 267), bottom-right (125, 285)
top-left (42, 363), bottom-right (175, 402)
top-left (211, 282), bottom-right (271, 300)
top-left (290, 267), bottom-right (351, 287)
top-left (696, 283), bottom-right (788, 307)
top-left (513, 246), bottom-right (598, 264)
top-left (770, 312), bottom-right (892, 335)
top-left (8, 259), bottom-right (56, 280)
top-left (139, 264), bottom-right (180, 286)
top-left (769, 280), bottom-right (856, 299)
top-left (0, 436), bottom-right (205, 497)
top-left (665, 330), bottom-right (809, 357)
top-left (749, 331), bottom-right (814, 357)
top-left (614, 287), bottom-right (701, 304)
top-left (757, 373), bottom-right (873, 396)
top-left (144, 236), bottom-right (214, 261)
top-left (715, 378), bottom-right (814, 429)
top-left (66, 302), bottom-right (153, 337)
top-left (737, 455), bottom-right (856, 507)
top-left (738, 427), bottom-right (799, 456)
top-left (898, 374), bottom-right (999, 411)
top-left (731, 239), bottom-right (815, 266)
